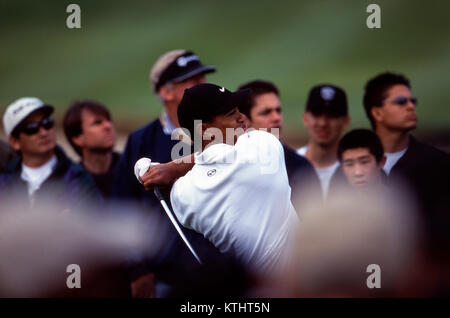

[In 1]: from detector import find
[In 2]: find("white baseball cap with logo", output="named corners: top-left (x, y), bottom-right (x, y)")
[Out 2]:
top-left (3, 97), bottom-right (54, 136)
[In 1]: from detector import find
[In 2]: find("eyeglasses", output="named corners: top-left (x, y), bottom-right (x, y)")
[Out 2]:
top-left (20, 117), bottom-right (54, 135)
top-left (390, 96), bottom-right (418, 106)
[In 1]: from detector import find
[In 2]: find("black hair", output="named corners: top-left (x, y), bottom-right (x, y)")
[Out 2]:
top-left (363, 72), bottom-right (410, 129)
top-left (337, 129), bottom-right (384, 163)
top-left (237, 80), bottom-right (280, 119)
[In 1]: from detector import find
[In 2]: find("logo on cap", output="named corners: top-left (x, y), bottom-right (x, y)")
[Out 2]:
top-left (177, 54), bottom-right (200, 67)
top-left (207, 169), bottom-right (216, 177)
top-left (219, 87), bottom-right (225, 93)
top-left (320, 86), bottom-right (336, 101)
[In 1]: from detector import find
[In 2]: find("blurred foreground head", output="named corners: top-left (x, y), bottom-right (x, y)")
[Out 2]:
top-left (286, 185), bottom-right (419, 297)
top-left (0, 200), bottom-right (165, 297)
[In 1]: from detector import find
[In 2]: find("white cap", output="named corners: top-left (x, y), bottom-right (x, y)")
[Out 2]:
top-left (2, 97), bottom-right (54, 136)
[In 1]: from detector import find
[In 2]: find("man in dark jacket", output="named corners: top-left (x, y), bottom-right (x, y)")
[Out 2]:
top-left (363, 72), bottom-right (450, 254)
top-left (0, 97), bottom-right (100, 212)
top-left (237, 80), bottom-right (321, 212)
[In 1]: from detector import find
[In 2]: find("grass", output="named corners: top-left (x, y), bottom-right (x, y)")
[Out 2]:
top-left (1, 0), bottom-right (450, 138)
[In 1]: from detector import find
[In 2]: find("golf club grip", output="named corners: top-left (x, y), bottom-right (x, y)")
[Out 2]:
top-left (153, 186), bottom-right (165, 201)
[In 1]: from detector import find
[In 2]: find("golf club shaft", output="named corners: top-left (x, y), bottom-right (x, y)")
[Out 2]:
top-left (153, 187), bottom-right (203, 265)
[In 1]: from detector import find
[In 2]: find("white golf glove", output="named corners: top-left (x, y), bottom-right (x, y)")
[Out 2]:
top-left (134, 157), bottom-right (160, 184)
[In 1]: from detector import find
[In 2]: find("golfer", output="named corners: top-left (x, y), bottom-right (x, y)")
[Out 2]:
top-left (140, 83), bottom-right (299, 277)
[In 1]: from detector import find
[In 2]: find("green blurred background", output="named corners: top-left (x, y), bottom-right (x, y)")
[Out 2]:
top-left (1, 0), bottom-right (450, 149)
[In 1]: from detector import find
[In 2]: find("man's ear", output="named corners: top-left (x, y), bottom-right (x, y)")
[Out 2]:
top-left (371, 107), bottom-right (383, 123)
top-left (244, 115), bottom-right (251, 128)
top-left (9, 135), bottom-right (20, 152)
top-left (72, 134), bottom-right (84, 148)
top-left (158, 84), bottom-right (174, 103)
top-left (343, 115), bottom-right (351, 129)
top-left (194, 121), bottom-right (206, 139)
top-left (302, 112), bottom-right (308, 126)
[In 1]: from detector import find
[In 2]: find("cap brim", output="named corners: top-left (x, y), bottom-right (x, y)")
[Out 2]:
top-left (30, 105), bottom-right (54, 117)
top-left (222, 88), bottom-right (252, 114)
top-left (308, 106), bottom-right (347, 117)
top-left (10, 104), bottom-right (55, 136)
top-left (171, 65), bottom-right (217, 83)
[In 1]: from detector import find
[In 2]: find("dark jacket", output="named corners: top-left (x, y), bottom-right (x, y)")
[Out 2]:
top-left (387, 136), bottom-right (450, 265)
top-left (0, 139), bottom-right (16, 174)
top-left (0, 146), bottom-right (101, 214)
top-left (283, 143), bottom-right (322, 213)
top-left (387, 136), bottom-right (450, 217)
top-left (83, 151), bottom-right (121, 201)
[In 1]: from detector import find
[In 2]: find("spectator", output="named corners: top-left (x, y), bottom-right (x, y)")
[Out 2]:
top-left (63, 100), bottom-right (119, 201)
top-left (297, 84), bottom-right (350, 200)
top-left (0, 97), bottom-right (100, 213)
top-left (337, 129), bottom-right (386, 193)
top-left (363, 72), bottom-right (450, 270)
top-left (237, 80), bottom-right (321, 211)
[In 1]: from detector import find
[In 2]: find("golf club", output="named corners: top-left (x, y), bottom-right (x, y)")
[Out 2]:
top-left (135, 158), bottom-right (203, 265)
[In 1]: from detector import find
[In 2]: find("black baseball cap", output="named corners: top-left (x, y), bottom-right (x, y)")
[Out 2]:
top-left (154, 51), bottom-right (216, 91)
top-left (305, 84), bottom-right (348, 116)
top-left (177, 83), bottom-right (251, 135)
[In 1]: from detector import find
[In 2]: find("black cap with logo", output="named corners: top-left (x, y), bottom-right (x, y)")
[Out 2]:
top-left (177, 83), bottom-right (251, 135)
top-left (305, 84), bottom-right (348, 116)
top-left (155, 51), bottom-right (216, 91)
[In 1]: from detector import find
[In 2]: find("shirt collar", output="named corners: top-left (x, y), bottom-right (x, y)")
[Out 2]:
top-left (160, 111), bottom-right (177, 135)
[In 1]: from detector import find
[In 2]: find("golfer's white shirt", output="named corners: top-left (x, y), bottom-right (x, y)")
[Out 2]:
top-left (171, 130), bottom-right (299, 275)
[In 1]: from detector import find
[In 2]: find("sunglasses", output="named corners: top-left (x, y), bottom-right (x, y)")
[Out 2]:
top-left (20, 117), bottom-right (54, 135)
top-left (390, 96), bottom-right (418, 106)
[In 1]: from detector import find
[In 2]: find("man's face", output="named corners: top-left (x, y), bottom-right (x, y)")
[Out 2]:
top-left (373, 84), bottom-right (418, 132)
top-left (247, 92), bottom-right (283, 135)
top-left (74, 109), bottom-right (116, 152)
top-left (341, 148), bottom-right (383, 190)
top-left (302, 112), bottom-right (349, 147)
top-left (206, 107), bottom-right (247, 145)
top-left (10, 111), bottom-right (56, 156)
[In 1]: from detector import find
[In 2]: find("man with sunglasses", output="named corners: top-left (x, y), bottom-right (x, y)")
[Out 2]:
top-left (363, 72), bottom-right (450, 248)
top-left (0, 97), bottom-right (100, 211)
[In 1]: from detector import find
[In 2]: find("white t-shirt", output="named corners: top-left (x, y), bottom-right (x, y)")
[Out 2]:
top-left (383, 148), bottom-right (408, 176)
top-left (21, 155), bottom-right (57, 204)
top-left (297, 146), bottom-right (339, 199)
top-left (171, 130), bottom-right (299, 275)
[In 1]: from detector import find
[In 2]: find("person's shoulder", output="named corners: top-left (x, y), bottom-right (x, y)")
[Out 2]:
top-left (53, 146), bottom-right (90, 180)
top-left (296, 145), bottom-right (307, 157)
top-left (244, 129), bottom-right (282, 147)
top-left (409, 136), bottom-right (450, 163)
top-left (128, 119), bottom-right (161, 140)
top-left (283, 143), bottom-right (308, 162)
